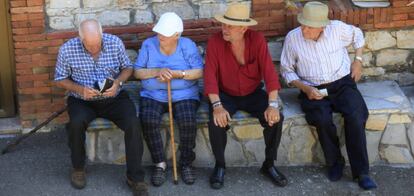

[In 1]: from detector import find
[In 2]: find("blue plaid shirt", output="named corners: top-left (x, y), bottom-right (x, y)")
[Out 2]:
top-left (54, 33), bottom-right (132, 100)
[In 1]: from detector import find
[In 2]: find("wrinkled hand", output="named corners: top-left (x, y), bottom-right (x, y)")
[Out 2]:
top-left (304, 85), bottom-right (324, 100)
top-left (351, 60), bottom-right (362, 82)
top-left (213, 106), bottom-right (232, 128)
top-left (157, 68), bottom-right (173, 82)
top-left (81, 86), bottom-right (100, 100)
top-left (264, 106), bottom-right (280, 127)
top-left (102, 80), bottom-right (120, 97)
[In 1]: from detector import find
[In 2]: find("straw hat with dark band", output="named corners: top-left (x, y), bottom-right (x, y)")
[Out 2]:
top-left (214, 4), bottom-right (257, 26)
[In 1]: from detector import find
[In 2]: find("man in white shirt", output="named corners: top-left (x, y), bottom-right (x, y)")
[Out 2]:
top-left (281, 1), bottom-right (377, 190)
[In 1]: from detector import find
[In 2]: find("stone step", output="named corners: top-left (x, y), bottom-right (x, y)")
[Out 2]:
top-left (0, 117), bottom-right (21, 138)
top-left (401, 85), bottom-right (414, 110)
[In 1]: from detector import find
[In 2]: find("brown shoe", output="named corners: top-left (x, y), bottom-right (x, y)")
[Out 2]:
top-left (127, 178), bottom-right (148, 196)
top-left (71, 168), bottom-right (86, 189)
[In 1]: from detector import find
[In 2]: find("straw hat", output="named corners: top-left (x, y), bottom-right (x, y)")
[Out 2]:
top-left (214, 4), bottom-right (257, 26)
top-left (297, 1), bottom-right (330, 28)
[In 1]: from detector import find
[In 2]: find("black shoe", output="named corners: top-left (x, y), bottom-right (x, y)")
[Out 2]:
top-left (356, 175), bottom-right (377, 190)
top-left (260, 166), bottom-right (288, 187)
top-left (127, 178), bottom-right (149, 196)
top-left (181, 166), bottom-right (196, 185)
top-left (209, 167), bottom-right (225, 189)
top-left (71, 168), bottom-right (86, 189)
top-left (151, 166), bottom-right (166, 187)
top-left (328, 162), bottom-right (344, 182)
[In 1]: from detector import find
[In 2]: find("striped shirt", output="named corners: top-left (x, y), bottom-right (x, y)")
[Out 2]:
top-left (54, 33), bottom-right (132, 100)
top-left (280, 20), bottom-right (365, 86)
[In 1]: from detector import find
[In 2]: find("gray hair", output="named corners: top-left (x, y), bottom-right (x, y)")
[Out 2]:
top-left (78, 19), bottom-right (103, 39)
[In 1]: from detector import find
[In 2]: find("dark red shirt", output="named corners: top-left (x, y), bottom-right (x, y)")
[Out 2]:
top-left (204, 29), bottom-right (281, 96)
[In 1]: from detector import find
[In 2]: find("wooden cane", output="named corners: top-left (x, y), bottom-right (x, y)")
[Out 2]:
top-left (167, 80), bottom-right (178, 184)
top-left (408, 1), bottom-right (414, 6)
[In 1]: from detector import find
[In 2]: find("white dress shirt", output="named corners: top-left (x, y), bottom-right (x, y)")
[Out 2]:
top-left (280, 20), bottom-right (365, 86)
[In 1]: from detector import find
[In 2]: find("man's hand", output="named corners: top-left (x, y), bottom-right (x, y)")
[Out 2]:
top-left (102, 80), bottom-right (120, 97)
top-left (303, 85), bottom-right (324, 100)
top-left (351, 60), bottom-right (363, 82)
top-left (213, 106), bottom-right (232, 128)
top-left (264, 106), bottom-right (280, 127)
top-left (81, 86), bottom-right (100, 100)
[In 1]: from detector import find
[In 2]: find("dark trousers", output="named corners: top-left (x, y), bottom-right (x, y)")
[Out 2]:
top-left (66, 91), bottom-right (145, 182)
top-left (299, 74), bottom-right (369, 177)
top-left (139, 97), bottom-right (199, 167)
top-left (208, 87), bottom-right (284, 168)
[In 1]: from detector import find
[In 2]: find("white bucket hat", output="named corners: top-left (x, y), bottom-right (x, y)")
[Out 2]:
top-left (297, 1), bottom-right (330, 28)
top-left (152, 12), bottom-right (183, 37)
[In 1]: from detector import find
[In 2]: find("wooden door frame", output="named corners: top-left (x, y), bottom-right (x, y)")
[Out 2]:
top-left (0, 0), bottom-right (16, 117)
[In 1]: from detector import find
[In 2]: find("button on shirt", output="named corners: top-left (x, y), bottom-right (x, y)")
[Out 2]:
top-left (55, 34), bottom-right (132, 100)
top-left (204, 29), bottom-right (281, 96)
top-left (280, 20), bottom-right (365, 86)
top-left (134, 36), bottom-right (204, 102)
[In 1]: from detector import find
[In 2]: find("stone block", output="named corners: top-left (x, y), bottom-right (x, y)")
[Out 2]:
top-left (96, 129), bottom-right (126, 164)
top-left (349, 52), bottom-right (373, 67)
top-left (381, 146), bottom-right (414, 164)
top-left (199, 3), bottom-right (226, 18)
top-left (49, 0), bottom-right (80, 9)
top-left (244, 139), bottom-right (265, 166)
top-left (365, 114), bottom-right (388, 131)
top-left (388, 114), bottom-right (412, 124)
top-left (75, 14), bottom-right (97, 27)
top-left (381, 124), bottom-right (408, 145)
top-left (396, 30), bottom-right (414, 49)
top-left (362, 67), bottom-right (385, 77)
top-left (288, 126), bottom-right (316, 164)
top-left (407, 123), bottom-right (414, 157)
top-left (49, 16), bottom-right (74, 30)
top-left (117, 0), bottom-right (145, 8)
top-left (153, 2), bottom-right (196, 20)
top-left (365, 31), bottom-right (396, 51)
top-left (86, 132), bottom-right (97, 162)
top-left (98, 10), bottom-right (130, 26)
top-left (126, 49), bottom-right (138, 64)
top-left (376, 49), bottom-right (410, 67)
top-left (384, 72), bottom-right (414, 86)
top-left (366, 131), bottom-right (383, 163)
top-left (134, 10), bottom-right (153, 24)
top-left (193, 131), bottom-right (215, 167)
top-left (268, 41), bottom-right (283, 61)
top-left (84, 0), bottom-right (114, 8)
top-left (224, 132), bottom-right (247, 166)
top-left (232, 124), bottom-right (263, 140)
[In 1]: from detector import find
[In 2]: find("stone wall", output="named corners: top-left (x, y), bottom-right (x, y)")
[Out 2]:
top-left (45, 0), bottom-right (251, 30)
top-left (87, 81), bottom-right (414, 166)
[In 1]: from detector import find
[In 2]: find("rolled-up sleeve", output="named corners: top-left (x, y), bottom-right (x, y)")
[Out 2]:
top-left (280, 36), bottom-right (300, 84)
top-left (54, 47), bottom-right (70, 81)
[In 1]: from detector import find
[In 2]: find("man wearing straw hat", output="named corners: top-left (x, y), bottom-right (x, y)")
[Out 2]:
top-left (281, 1), bottom-right (377, 190)
top-left (204, 3), bottom-right (287, 189)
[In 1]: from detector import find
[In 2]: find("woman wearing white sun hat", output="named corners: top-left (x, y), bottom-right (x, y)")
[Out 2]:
top-left (134, 12), bottom-right (204, 186)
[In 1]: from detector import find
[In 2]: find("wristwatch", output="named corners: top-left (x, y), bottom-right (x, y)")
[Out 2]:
top-left (181, 70), bottom-right (186, 79)
top-left (269, 101), bottom-right (279, 109)
top-left (355, 56), bottom-right (363, 63)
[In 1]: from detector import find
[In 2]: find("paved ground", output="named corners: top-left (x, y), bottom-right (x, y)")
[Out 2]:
top-left (1, 129), bottom-right (414, 196)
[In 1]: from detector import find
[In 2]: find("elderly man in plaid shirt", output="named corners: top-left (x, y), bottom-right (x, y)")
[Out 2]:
top-left (54, 19), bottom-right (147, 196)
